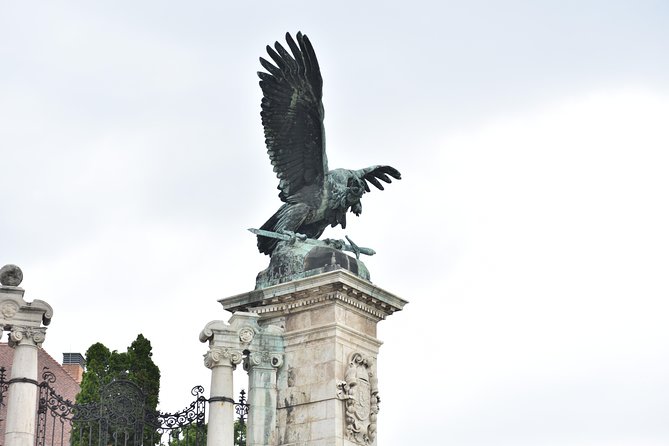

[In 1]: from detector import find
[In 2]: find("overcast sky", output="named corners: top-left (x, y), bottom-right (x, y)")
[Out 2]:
top-left (1, 1), bottom-right (668, 445)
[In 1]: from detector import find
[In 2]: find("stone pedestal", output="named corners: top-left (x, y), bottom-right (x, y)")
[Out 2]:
top-left (220, 270), bottom-right (407, 446)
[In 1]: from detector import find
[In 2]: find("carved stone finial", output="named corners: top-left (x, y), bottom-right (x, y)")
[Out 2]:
top-left (0, 264), bottom-right (23, 287)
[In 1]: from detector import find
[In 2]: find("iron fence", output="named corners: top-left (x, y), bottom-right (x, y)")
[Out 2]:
top-left (36, 368), bottom-right (209, 446)
top-left (0, 367), bottom-right (8, 446)
top-left (0, 368), bottom-right (250, 446)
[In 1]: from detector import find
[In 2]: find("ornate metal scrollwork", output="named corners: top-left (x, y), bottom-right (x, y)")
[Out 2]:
top-left (0, 366), bottom-right (9, 437)
top-left (0, 366), bottom-right (8, 406)
top-left (235, 389), bottom-right (250, 423)
top-left (156, 385), bottom-right (207, 430)
top-left (36, 368), bottom-right (76, 446)
top-left (34, 370), bottom-right (210, 446)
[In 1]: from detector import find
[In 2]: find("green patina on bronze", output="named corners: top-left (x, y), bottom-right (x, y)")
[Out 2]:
top-left (255, 239), bottom-right (370, 289)
top-left (252, 32), bottom-right (401, 289)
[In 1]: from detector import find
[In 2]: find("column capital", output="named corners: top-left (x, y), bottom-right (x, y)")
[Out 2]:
top-left (8, 326), bottom-right (46, 348)
top-left (199, 312), bottom-right (261, 346)
top-left (246, 350), bottom-right (284, 369)
top-left (200, 312), bottom-right (286, 370)
top-left (245, 324), bottom-right (285, 370)
top-left (204, 347), bottom-right (244, 369)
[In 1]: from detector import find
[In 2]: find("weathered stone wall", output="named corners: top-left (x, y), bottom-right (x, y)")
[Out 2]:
top-left (220, 270), bottom-right (407, 446)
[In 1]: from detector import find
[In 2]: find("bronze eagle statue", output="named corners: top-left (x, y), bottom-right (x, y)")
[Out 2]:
top-left (256, 32), bottom-right (401, 256)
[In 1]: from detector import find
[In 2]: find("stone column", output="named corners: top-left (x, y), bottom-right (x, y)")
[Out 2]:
top-left (0, 265), bottom-right (53, 446)
top-left (245, 326), bottom-right (284, 446)
top-left (200, 312), bottom-right (261, 446)
top-left (219, 270), bottom-right (407, 446)
top-left (4, 327), bottom-right (46, 446)
top-left (203, 347), bottom-right (242, 446)
top-left (200, 312), bottom-right (285, 446)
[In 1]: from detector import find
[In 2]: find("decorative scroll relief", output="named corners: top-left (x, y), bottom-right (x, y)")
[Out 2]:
top-left (8, 326), bottom-right (46, 347)
top-left (203, 347), bottom-right (243, 369)
top-left (245, 350), bottom-right (284, 370)
top-left (336, 353), bottom-right (380, 445)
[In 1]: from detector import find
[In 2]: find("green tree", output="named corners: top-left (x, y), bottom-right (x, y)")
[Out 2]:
top-left (73, 334), bottom-right (161, 446)
top-left (233, 419), bottom-right (246, 446)
top-left (127, 334), bottom-right (161, 410)
top-left (168, 424), bottom-right (207, 446)
top-left (167, 419), bottom-right (245, 446)
top-left (75, 343), bottom-right (129, 405)
top-left (76, 334), bottom-right (160, 410)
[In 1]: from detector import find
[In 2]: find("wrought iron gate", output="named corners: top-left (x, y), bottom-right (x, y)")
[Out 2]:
top-left (31, 369), bottom-right (249, 446)
top-left (35, 369), bottom-right (207, 446)
top-left (0, 366), bottom-right (9, 444)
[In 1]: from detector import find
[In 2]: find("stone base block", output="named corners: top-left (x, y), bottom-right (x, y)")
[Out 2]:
top-left (221, 270), bottom-right (407, 446)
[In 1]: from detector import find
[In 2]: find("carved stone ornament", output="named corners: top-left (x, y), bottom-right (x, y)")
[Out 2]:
top-left (1, 301), bottom-right (19, 319)
top-left (336, 352), bottom-right (380, 445)
top-left (203, 347), bottom-right (243, 369)
top-left (238, 327), bottom-right (255, 344)
top-left (8, 326), bottom-right (46, 348)
top-left (246, 350), bottom-right (284, 369)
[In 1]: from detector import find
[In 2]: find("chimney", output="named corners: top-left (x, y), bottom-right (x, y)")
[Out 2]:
top-left (62, 352), bottom-right (85, 384)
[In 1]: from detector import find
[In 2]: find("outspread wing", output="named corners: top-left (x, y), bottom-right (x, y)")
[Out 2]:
top-left (355, 165), bottom-right (402, 192)
top-left (259, 32), bottom-right (327, 202)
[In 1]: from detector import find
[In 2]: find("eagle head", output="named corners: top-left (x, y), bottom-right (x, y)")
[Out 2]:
top-left (328, 169), bottom-right (366, 216)
top-left (347, 176), bottom-right (365, 216)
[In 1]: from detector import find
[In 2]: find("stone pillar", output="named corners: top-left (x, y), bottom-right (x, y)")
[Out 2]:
top-left (0, 265), bottom-right (53, 446)
top-left (245, 326), bottom-right (284, 446)
top-left (200, 312), bottom-right (285, 446)
top-left (4, 327), bottom-right (46, 446)
top-left (219, 270), bottom-right (407, 446)
top-left (203, 346), bottom-right (242, 446)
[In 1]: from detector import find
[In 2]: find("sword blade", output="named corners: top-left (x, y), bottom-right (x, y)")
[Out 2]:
top-left (247, 228), bottom-right (291, 241)
top-left (248, 228), bottom-right (376, 257)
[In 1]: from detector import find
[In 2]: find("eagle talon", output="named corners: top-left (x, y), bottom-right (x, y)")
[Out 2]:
top-left (324, 238), bottom-right (345, 250)
top-left (251, 228), bottom-right (376, 258)
top-left (280, 230), bottom-right (307, 245)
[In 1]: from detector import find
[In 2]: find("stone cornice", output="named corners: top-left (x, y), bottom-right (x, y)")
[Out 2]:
top-left (220, 270), bottom-right (407, 319)
top-left (0, 287), bottom-right (53, 329)
top-left (282, 322), bottom-right (383, 350)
